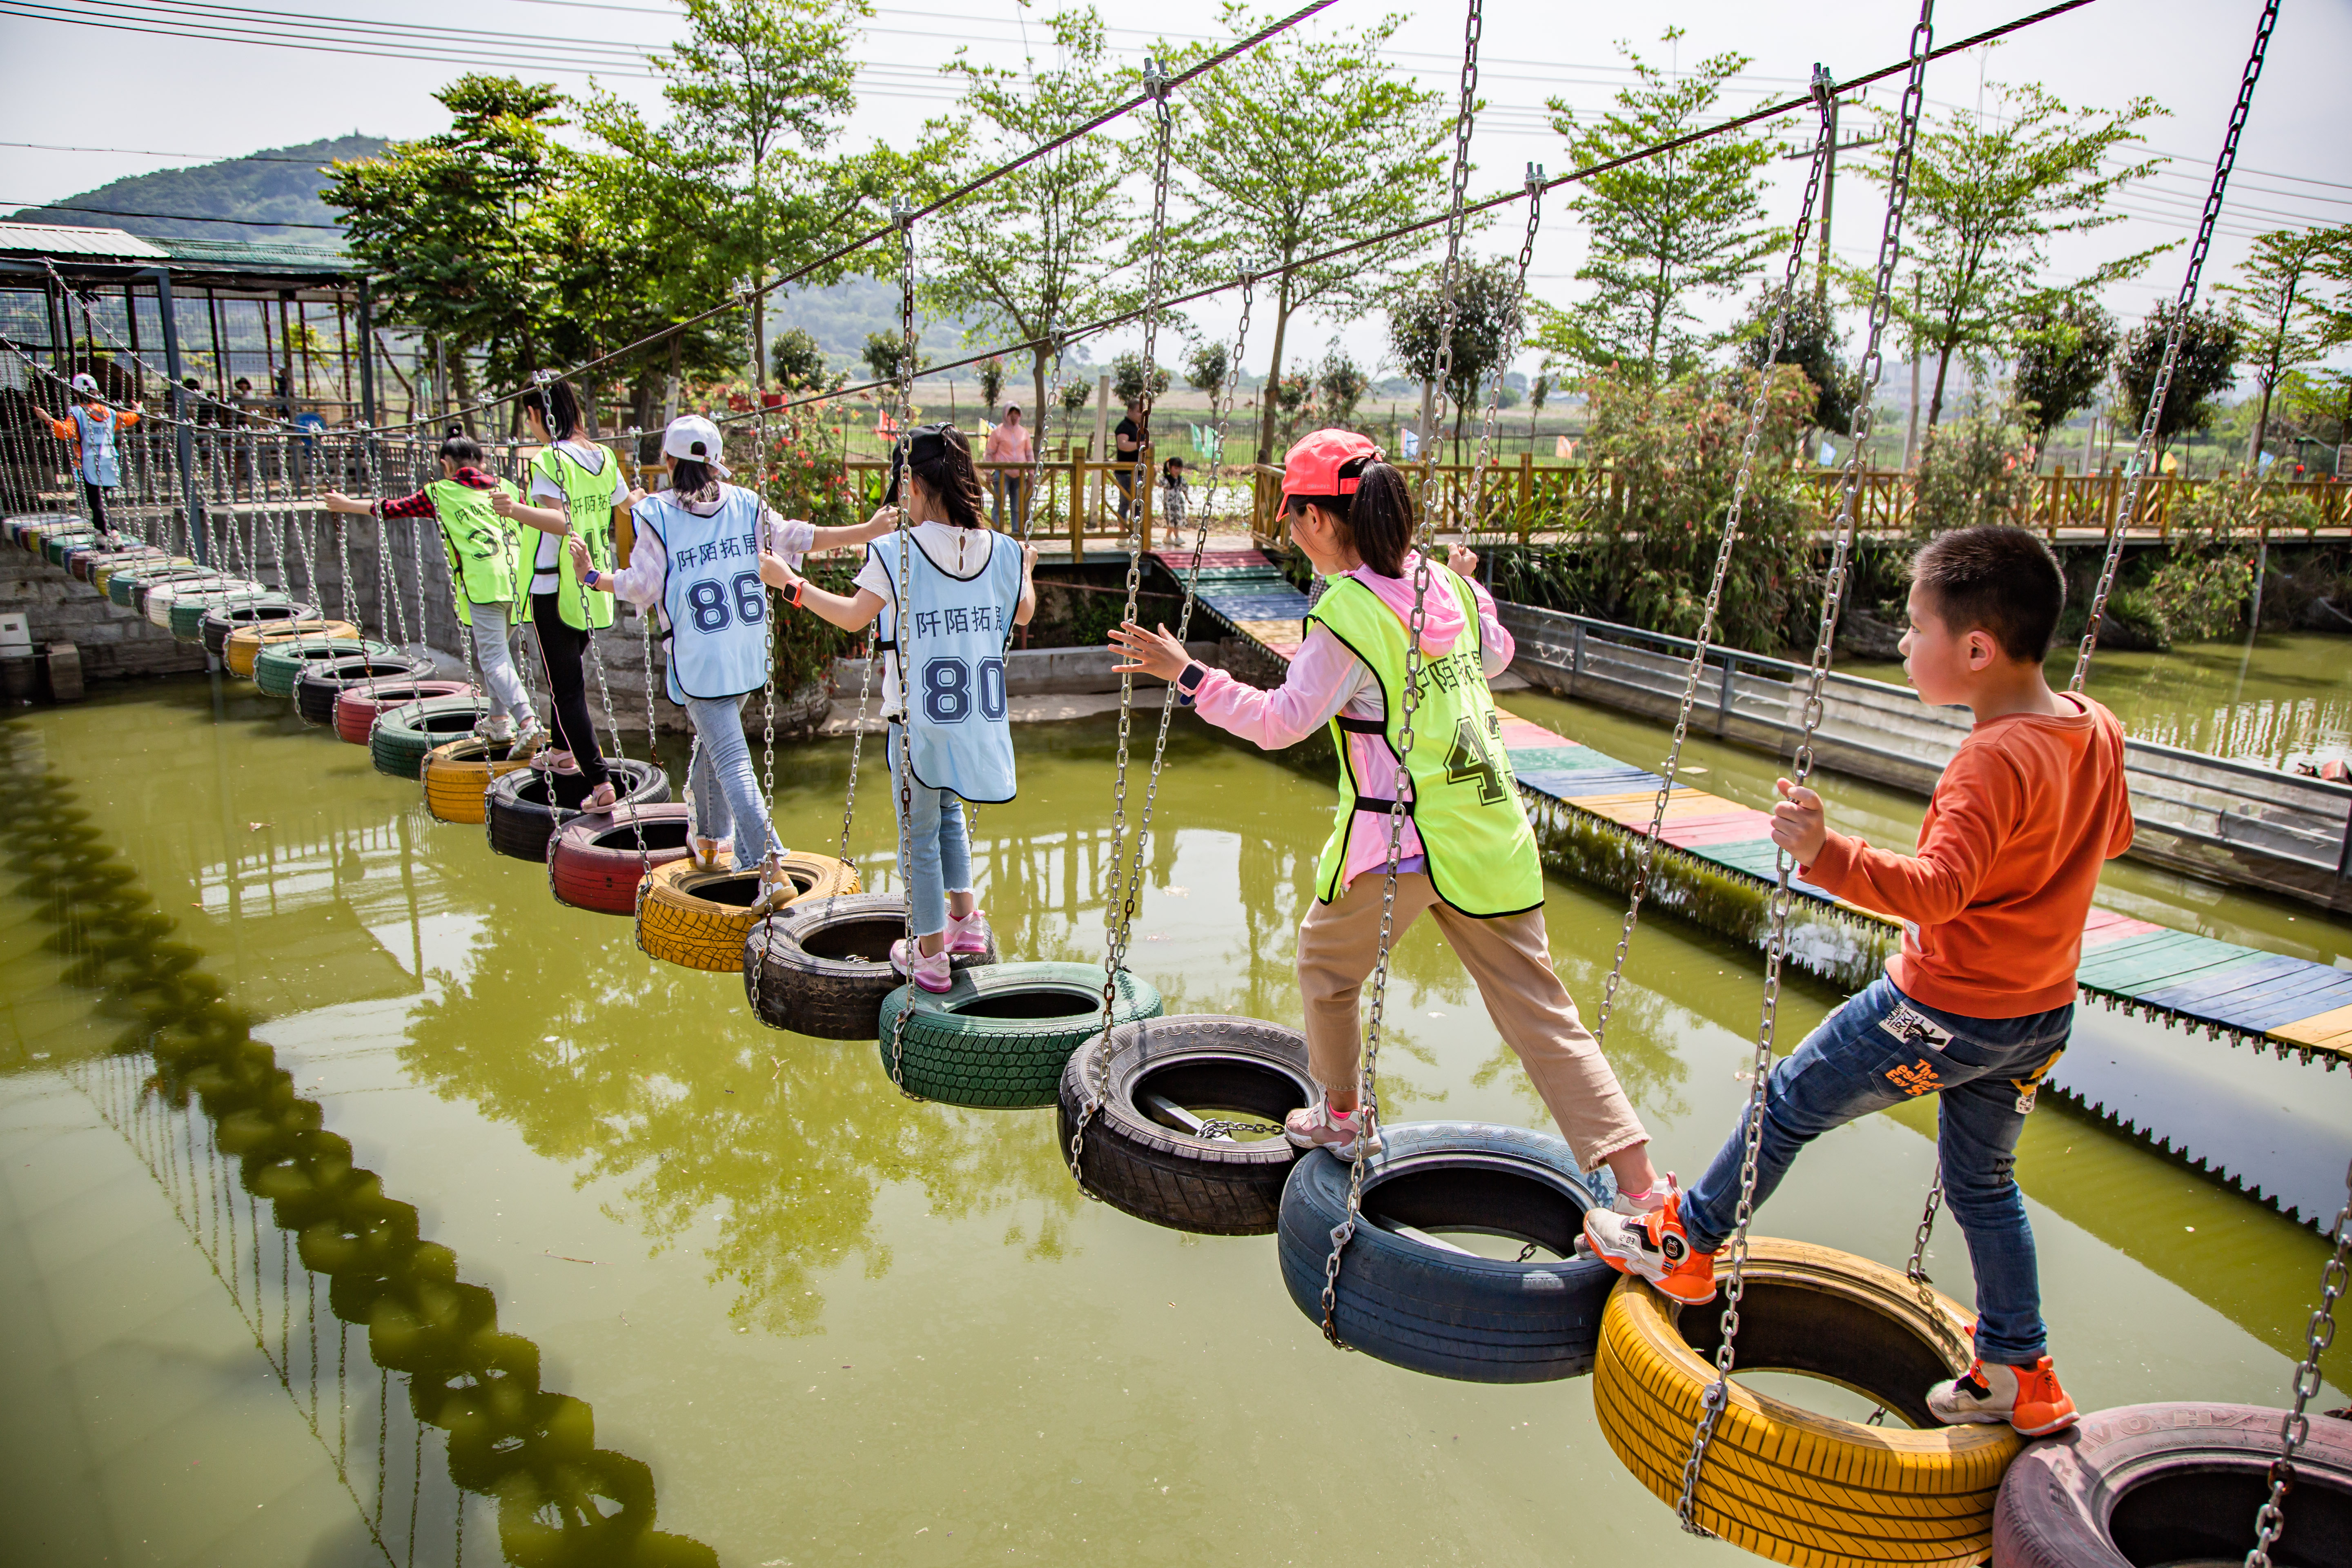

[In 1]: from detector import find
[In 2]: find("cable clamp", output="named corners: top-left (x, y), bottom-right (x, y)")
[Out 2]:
top-left (889, 198), bottom-right (916, 230)
top-left (1143, 57), bottom-right (1171, 101)
top-left (1524, 162), bottom-right (1544, 194)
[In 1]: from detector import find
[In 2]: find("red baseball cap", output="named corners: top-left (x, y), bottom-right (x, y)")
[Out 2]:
top-left (1280, 428), bottom-right (1384, 500)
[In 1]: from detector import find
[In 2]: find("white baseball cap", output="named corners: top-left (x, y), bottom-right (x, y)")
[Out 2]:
top-left (661, 414), bottom-right (731, 477)
top-left (69, 372), bottom-right (100, 396)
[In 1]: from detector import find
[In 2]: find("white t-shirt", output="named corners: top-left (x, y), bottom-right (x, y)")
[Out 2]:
top-left (852, 521), bottom-right (1005, 715)
top-left (527, 440), bottom-right (615, 593)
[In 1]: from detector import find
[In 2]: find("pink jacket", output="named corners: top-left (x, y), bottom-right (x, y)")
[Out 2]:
top-left (1187, 553), bottom-right (1513, 889)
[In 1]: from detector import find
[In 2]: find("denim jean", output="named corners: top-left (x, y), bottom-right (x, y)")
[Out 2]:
top-left (684, 694), bottom-right (780, 865)
top-left (886, 724), bottom-right (971, 937)
top-left (990, 474), bottom-right (1028, 530)
top-left (1680, 974), bottom-right (2073, 1366)
top-left (466, 600), bottom-right (535, 727)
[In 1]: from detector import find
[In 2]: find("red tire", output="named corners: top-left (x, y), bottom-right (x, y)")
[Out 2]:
top-left (333, 679), bottom-right (474, 745)
top-left (546, 804), bottom-right (695, 915)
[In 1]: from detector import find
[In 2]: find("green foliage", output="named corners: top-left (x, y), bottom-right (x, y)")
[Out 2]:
top-left (1913, 405), bottom-right (2038, 536)
top-left (1164, 2), bottom-right (1447, 459)
top-left (2140, 469), bottom-right (2320, 643)
top-left (1388, 257), bottom-right (1523, 459)
top-left (1109, 352), bottom-right (1172, 408)
top-left (976, 356), bottom-right (1006, 410)
top-left (1870, 82), bottom-right (2167, 432)
top-left (2011, 300), bottom-right (2118, 447)
top-left (2115, 301), bottom-right (2241, 451)
top-left (1316, 349), bottom-right (1369, 430)
top-left (1059, 380), bottom-right (1091, 415)
top-left (769, 326), bottom-right (827, 391)
top-left (18, 134), bottom-right (385, 242)
top-left (1183, 341), bottom-right (1229, 396)
top-left (1539, 30), bottom-right (1779, 384)
top-left (1500, 365), bottom-right (1818, 652)
top-left (2215, 225), bottom-right (2352, 461)
top-left (861, 330), bottom-right (926, 385)
top-left (1731, 288), bottom-right (1854, 434)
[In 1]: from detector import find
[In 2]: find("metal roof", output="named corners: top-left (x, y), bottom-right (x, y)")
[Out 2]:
top-left (148, 236), bottom-right (353, 275)
top-left (0, 223), bottom-right (168, 260)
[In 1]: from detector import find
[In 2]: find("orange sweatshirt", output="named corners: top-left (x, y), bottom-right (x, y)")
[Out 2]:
top-left (1802, 693), bottom-right (2134, 1018)
top-left (48, 403), bottom-right (140, 445)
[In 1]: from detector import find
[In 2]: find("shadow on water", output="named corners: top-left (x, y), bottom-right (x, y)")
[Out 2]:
top-left (0, 719), bottom-right (717, 1568)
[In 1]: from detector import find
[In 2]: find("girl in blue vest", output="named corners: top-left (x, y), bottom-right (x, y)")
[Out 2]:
top-left (1109, 429), bottom-right (1663, 1208)
top-left (762, 423), bottom-right (1037, 993)
top-left (46, 372), bottom-right (144, 548)
top-left (579, 415), bottom-right (895, 902)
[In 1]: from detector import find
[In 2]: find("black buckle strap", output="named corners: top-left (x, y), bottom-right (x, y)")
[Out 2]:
top-left (1334, 716), bottom-right (1385, 734)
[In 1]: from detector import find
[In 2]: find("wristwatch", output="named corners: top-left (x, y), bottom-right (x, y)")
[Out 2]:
top-left (583, 568), bottom-right (601, 589)
top-left (1175, 662), bottom-right (1207, 706)
top-left (790, 578), bottom-right (808, 607)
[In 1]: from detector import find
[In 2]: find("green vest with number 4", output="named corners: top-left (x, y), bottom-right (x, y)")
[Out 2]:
top-left (1303, 565), bottom-right (1544, 917)
top-left (423, 477), bottom-right (523, 626)
top-left (530, 443), bottom-right (621, 630)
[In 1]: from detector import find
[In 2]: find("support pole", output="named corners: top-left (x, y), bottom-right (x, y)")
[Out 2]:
top-left (356, 279), bottom-right (378, 426)
top-left (149, 268), bottom-right (208, 565)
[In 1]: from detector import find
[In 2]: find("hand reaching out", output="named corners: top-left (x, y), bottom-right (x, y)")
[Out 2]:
top-left (1108, 620), bottom-right (1190, 684)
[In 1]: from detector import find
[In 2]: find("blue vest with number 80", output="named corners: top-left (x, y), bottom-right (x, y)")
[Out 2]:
top-left (872, 528), bottom-right (1022, 804)
top-left (639, 486), bottom-right (770, 704)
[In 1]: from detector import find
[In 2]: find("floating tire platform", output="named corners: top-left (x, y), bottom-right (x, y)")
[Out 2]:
top-left (421, 735), bottom-right (536, 823)
top-left (635, 852), bottom-right (855, 971)
top-left (744, 892), bottom-right (998, 1038)
top-left (547, 803), bottom-right (695, 914)
top-left (337, 680), bottom-right (471, 746)
top-left (485, 759), bottom-right (667, 862)
top-left (294, 655), bottom-right (436, 727)
top-left (371, 695), bottom-right (494, 780)
top-left (876, 961), bottom-right (1161, 1109)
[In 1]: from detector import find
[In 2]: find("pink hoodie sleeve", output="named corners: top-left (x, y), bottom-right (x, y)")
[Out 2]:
top-left (1468, 577), bottom-right (1515, 679)
top-left (1187, 626), bottom-right (1373, 749)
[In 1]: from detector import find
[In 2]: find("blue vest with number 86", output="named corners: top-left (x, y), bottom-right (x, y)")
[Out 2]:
top-left (639, 486), bottom-right (770, 704)
top-left (872, 529), bottom-right (1022, 804)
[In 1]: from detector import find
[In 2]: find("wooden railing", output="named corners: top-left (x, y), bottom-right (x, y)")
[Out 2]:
top-left (1242, 455), bottom-right (2352, 548)
top-left (843, 450), bottom-right (1261, 558)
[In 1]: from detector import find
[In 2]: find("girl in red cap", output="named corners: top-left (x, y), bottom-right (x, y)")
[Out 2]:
top-left (1110, 429), bottom-right (1663, 1207)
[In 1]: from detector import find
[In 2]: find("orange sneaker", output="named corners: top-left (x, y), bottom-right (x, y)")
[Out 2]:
top-left (1580, 1189), bottom-right (1717, 1306)
top-left (1928, 1355), bottom-right (2078, 1437)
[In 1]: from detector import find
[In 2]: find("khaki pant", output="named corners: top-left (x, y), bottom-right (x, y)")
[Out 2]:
top-left (1297, 872), bottom-right (1648, 1172)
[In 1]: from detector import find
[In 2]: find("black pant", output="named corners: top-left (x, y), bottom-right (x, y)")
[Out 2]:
top-left (529, 591), bottom-right (610, 786)
top-left (81, 480), bottom-right (115, 538)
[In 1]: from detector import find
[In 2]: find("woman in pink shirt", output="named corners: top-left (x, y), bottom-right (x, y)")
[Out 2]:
top-left (982, 405), bottom-right (1032, 529)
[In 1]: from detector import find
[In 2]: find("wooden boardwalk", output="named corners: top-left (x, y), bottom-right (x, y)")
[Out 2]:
top-left (1161, 546), bottom-right (2352, 1069)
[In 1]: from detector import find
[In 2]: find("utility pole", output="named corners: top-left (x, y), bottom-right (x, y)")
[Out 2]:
top-left (1784, 90), bottom-right (1881, 307)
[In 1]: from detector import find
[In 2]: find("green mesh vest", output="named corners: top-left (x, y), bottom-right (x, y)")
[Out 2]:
top-left (529, 444), bottom-right (622, 630)
top-left (423, 477), bottom-right (523, 627)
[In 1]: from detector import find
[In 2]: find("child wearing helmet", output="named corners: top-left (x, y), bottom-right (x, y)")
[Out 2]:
top-left (47, 371), bottom-right (143, 547)
top-left (1109, 428), bottom-right (1663, 1210)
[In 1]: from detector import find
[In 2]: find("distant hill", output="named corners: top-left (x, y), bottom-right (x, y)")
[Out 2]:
top-left (771, 276), bottom-right (978, 368)
top-left (8, 135), bottom-right (385, 244)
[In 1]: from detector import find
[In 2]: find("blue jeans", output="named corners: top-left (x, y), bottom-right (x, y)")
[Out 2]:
top-left (467, 600), bottom-right (535, 727)
top-left (684, 694), bottom-right (779, 864)
top-left (886, 724), bottom-right (971, 938)
top-left (1681, 975), bottom-right (2072, 1366)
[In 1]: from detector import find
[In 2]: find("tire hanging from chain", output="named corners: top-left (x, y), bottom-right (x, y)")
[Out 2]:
top-left (1314, 0), bottom-right (1484, 1349)
top-left (1675, 5), bottom-right (1935, 1534)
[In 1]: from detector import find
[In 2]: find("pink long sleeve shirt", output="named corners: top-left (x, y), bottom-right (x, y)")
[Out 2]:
top-left (1184, 557), bottom-right (1515, 890)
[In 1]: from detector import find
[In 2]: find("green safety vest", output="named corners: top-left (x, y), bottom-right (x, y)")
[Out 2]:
top-left (1303, 566), bottom-right (1544, 917)
top-left (424, 477), bottom-right (524, 626)
top-left (529, 443), bottom-right (622, 630)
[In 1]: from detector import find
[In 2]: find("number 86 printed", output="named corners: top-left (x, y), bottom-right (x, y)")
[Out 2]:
top-left (685, 570), bottom-right (766, 632)
top-left (921, 656), bottom-right (1007, 723)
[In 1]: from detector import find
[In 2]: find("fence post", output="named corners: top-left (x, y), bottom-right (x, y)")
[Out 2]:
top-left (1517, 451), bottom-right (1533, 544)
top-left (1069, 455), bottom-right (1083, 563)
top-left (1138, 443), bottom-right (1153, 556)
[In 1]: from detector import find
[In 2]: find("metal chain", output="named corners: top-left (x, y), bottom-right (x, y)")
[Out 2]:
top-left (1594, 76), bottom-right (1835, 1050)
top-left (884, 199), bottom-right (924, 1098)
top-left (2247, 1155), bottom-right (2352, 1567)
top-left (2074, 0), bottom-right (2276, 695)
top-left (1321, 0), bottom-right (1483, 1347)
top-left (1677, 11), bottom-right (1935, 1534)
top-left (1071, 56), bottom-right (1180, 1186)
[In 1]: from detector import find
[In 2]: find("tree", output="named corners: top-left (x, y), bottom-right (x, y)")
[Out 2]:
top-left (1109, 351), bottom-right (1171, 407)
top-left (581, 0), bottom-right (897, 396)
top-left (770, 326), bottom-right (826, 390)
top-left (1730, 287), bottom-right (1855, 439)
top-left (1317, 348), bottom-right (1368, 430)
top-left (2010, 299), bottom-right (2118, 455)
top-left (2215, 225), bottom-right (2352, 467)
top-left (1388, 256), bottom-right (1521, 461)
top-left (922, 8), bottom-right (1136, 450)
top-left (1528, 371), bottom-right (1548, 446)
top-left (1539, 30), bottom-right (1778, 384)
top-left (2114, 301), bottom-right (2240, 456)
top-left (1165, 2), bottom-right (1447, 460)
top-left (976, 356), bottom-right (1005, 412)
top-left (1911, 403), bottom-right (2037, 536)
top-left (1868, 81), bottom-right (2165, 435)
top-left (861, 330), bottom-right (927, 385)
top-left (1183, 340), bottom-right (1228, 396)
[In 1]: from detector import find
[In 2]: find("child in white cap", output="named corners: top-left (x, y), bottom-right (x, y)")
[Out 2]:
top-left (47, 371), bottom-right (143, 547)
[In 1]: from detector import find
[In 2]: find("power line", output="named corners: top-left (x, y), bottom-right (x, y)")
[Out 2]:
top-left (0, 140), bottom-right (343, 163)
top-left (3, 199), bottom-right (345, 230)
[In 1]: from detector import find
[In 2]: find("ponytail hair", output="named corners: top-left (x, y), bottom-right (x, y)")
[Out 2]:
top-left (437, 427), bottom-right (482, 468)
top-left (1284, 457), bottom-right (1415, 577)
top-left (897, 423), bottom-right (988, 530)
top-left (667, 459), bottom-right (721, 503)
top-left (529, 376), bottom-right (584, 442)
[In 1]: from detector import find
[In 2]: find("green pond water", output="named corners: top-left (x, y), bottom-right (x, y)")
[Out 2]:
top-left (2, 673), bottom-right (2346, 1567)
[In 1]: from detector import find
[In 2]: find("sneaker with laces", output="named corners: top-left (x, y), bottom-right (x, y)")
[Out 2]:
top-left (1282, 1101), bottom-right (1382, 1158)
top-left (510, 719), bottom-right (549, 761)
top-left (475, 716), bottom-right (517, 744)
top-left (1928, 1356), bottom-right (2077, 1437)
top-left (944, 908), bottom-right (991, 956)
top-left (1580, 1191), bottom-right (1717, 1305)
top-left (889, 937), bottom-right (953, 994)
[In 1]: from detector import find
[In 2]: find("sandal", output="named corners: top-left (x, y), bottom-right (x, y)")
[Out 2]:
top-left (541, 748), bottom-right (580, 775)
top-left (581, 780), bottom-right (617, 812)
top-left (755, 853), bottom-right (798, 911)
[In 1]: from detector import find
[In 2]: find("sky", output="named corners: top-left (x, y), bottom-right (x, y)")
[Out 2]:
top-left (3, 0), bottom-right (2347, 390)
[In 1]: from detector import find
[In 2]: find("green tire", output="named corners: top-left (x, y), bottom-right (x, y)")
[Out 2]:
top-left (877, 961), bottom-right (1162, 1109)
top-left (370, 694), bottom-right (494, 780)
top-left (252, 637), bottom-right (388, 699)
top-left (169, 588), bottom-right (274, 641)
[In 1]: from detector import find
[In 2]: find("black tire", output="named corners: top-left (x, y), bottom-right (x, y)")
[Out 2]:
top-left (294, 654), bottom-right (437, 727)
top-left (1275, 1120), bottom-right (1620, 1383)
top-left (371, 695), bottom-right (493, 780)
top-left (1056, 1016), bottom-right (1312, 1236)
top-left (876, 961), bottom-right (1161, 1109)
top-left (485, 758), bottom-right (668, 862)
top-left (1995, 1403), bottom-right (2352, 1568)
top-left (203, 599), bottom-right (315, 657)
top-left (744, 893), bottom-right (999, 1039)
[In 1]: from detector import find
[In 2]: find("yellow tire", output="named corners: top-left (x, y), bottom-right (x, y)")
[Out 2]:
top-left (421, 738), bottom-right (533, 825)
top-left (1591, 1238), bottom-right (2020, 1568)
top-left (224, 619), bottom-right (357, 678)
top-left (634, 853), bottom-right (859, 973)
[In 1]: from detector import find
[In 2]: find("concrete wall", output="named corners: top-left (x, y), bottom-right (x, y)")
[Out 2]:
top-left (0, 544), bottom-right (207, 682)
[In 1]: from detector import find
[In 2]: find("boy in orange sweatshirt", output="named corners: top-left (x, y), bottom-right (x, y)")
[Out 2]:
top-left (1582, 525), bottom-right (2133, 1437)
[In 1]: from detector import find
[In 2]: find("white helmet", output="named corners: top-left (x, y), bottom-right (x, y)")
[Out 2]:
top-left (69, 372), bottom-right (100, 397)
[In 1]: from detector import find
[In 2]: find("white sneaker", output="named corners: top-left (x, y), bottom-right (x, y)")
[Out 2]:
top-left (889, 938), bottom-right (953, 994)
top-left (944, 908), bottom-right (991, 955)
top-left (1610, 1174), bottom-right (1677, 1218)
top-left (1283, 1100), bottom-right (1381, 1158)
